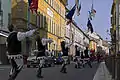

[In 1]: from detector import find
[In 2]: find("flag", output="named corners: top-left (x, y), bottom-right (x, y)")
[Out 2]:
top-left (66, 4), bottom-right (76, 25)
top-left (28, 0), bottom-right (32, 6)
top-left (91, 3), bottom-right (96, 18)
top-left (88, 11), bottom-right (92, 20)
top-left (29, 0), bottom-right (39, 14)
top-left (87, 18), bottom-right (93, 33)
top-left (75, 0), bottom-right (81, 16)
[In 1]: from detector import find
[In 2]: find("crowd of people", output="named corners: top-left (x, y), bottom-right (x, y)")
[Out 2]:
top-left (6, 24), bottom-right (105, 80)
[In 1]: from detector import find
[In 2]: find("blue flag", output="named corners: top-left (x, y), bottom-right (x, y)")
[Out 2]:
top-left (87, 18), bottom-right (93, 33)
top-left (66, 4), bottom-right (76, 20)
top-left (28, 0), bottom-right (32, 6)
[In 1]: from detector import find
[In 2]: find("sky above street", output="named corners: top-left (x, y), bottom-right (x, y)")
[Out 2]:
top-left (68, 0), bottom-right (113, 41)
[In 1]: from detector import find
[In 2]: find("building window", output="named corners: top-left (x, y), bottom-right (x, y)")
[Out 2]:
top-left (40, 13), bottom-right (43, 28)
top-left (49, 0), bottom-right (51, 4)
top-left (52, 21), bottom-right (54, 34)
top-left (50, 18), bottom-right (51, 32)
top-left (59, 25), bottom-right (61, 36)
top-left (53, 22), bottom-right (55, 34)
top-left (44, 0), bottom-right (48, 2)
top-left (8, 13), bottom-right (11, 25)
top-left (48, 18), bottom-right (50, 32)
top-left (36, 13), bottom-right (40, 28)
top-left (46, 17), bottom-right (49, 31)
top-left (55, 23), bottom-right (56, 35)
top-left (43, 14), bottom-right (45, 28)
top-left (51, 20), bottom-right (53, 33)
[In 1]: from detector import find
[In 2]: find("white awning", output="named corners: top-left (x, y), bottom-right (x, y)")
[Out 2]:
top-left (0, 33), bottom-right (8, 37)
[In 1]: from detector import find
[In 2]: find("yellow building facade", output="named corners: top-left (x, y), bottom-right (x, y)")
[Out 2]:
top-left (11, 0), bottom-right (67, 53)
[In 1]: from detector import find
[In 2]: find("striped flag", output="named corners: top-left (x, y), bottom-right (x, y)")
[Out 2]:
top-left (91, 4), bottom-right (96, 18)
top-left (29, 0), bottom-right (39, 14)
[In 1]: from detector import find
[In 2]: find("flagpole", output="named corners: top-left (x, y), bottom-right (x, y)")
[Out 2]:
top-left (92, 0), bottom-right (93, 4)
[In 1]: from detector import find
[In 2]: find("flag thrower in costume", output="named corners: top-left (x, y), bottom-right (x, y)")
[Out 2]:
top-left (36, 37), bottom-right (53, 78)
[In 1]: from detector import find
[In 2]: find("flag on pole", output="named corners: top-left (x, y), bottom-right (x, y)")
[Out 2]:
top-left (87, 18), bottom-right (93, 33)
top-left (29, 0), bottom-right (39, 14)
top-left (75, 0), bottom-right (81, 16)
top-left (91, 3), bottom-right (96, 18)
top-left (66, 4), bottom-right (76, 25)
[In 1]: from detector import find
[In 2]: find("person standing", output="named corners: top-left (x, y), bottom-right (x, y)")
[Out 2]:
top-left (74, 46), bottom-right (81, 68)
top-left (84, 47), bottom-right (92, 68)
top-left (36, 35), bottom-right (53, 78)
top-left (60, 41), bottom-right (72, 73)
top-left (7, 24), bottom-right (38, 80)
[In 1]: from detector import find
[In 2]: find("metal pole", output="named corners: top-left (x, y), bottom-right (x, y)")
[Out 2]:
top-left (115, 0), bottom-right (119, 79)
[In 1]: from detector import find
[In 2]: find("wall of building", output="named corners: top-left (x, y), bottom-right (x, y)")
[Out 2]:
top-left (11, 0), bottom-right (67, 54)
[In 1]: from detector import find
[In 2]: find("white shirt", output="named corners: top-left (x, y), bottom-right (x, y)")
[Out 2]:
top-left (41, 38), bottom-right (53, 46)
top-left (17, 29), bottom-right (35, 41)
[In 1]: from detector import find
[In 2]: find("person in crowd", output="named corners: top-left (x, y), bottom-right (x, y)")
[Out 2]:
top-left (84, 47), bottom-right (92, 68)
top-left (36, 35), bottom-right (53, 78)
top-left (75, 46), bottom-right (81, 68)
top-left (7, 24), bottom-right (38, 80)
top-left (60, 41), bottom-right (72, 73)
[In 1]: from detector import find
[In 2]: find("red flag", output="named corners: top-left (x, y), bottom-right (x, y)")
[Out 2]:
top-left (30, 0), bottom-right (38, 14)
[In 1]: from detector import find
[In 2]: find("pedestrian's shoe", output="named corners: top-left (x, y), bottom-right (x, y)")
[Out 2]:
top-left (37, 74), bottom-right (44, 78)
top-left (63, 68), bottom-right (67, 73)
top-left (9, 74), bottom-right (11, 77)
top-left (8, 66), bottom-right (23, 80)
top-left (75, 64), bottom-right (77, 68)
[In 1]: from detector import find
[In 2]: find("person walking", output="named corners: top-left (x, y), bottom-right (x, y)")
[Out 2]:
top-left (75, 46), bottom-right (81, 68)
top-left (84, 47), bottom-right (92, 68)
top-left (7, 24), bottom-right (38, 80)
top-left (35, 35), bottom-right (53, 78)
top-left (60, 41), bottom-right (72, 73)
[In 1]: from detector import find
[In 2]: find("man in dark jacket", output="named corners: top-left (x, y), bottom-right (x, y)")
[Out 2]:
top-left (35, 35), bottom-right (53, 78)
top-left (60, 41), bottom-right (72, 73)
top-left (7, 24), bottom-right (38, 80)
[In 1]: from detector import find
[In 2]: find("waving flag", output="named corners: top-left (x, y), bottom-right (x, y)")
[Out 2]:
top-left (29, 0), bottom-right (39, 14)
top-left (87, 18), bottom-right (93, 33)
top-left (66, 4), bottom-right (76, 25)
top-left (75, 0), bottom-right (81, 16)
top-left (88, 11), bottom-right (92, 20)
top-left (91, 4), bottom-right (96, 18)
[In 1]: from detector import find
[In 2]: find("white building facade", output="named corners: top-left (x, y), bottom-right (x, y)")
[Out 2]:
top-left (65, 22), bottom-right (90, 56)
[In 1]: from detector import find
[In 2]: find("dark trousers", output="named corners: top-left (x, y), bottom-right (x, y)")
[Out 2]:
top-left (36, 57), bottom-right (44, 78)
top-left (60, 57), bottom-right (68, 73)
top-left (9, 58), bottom-right (18, 75)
